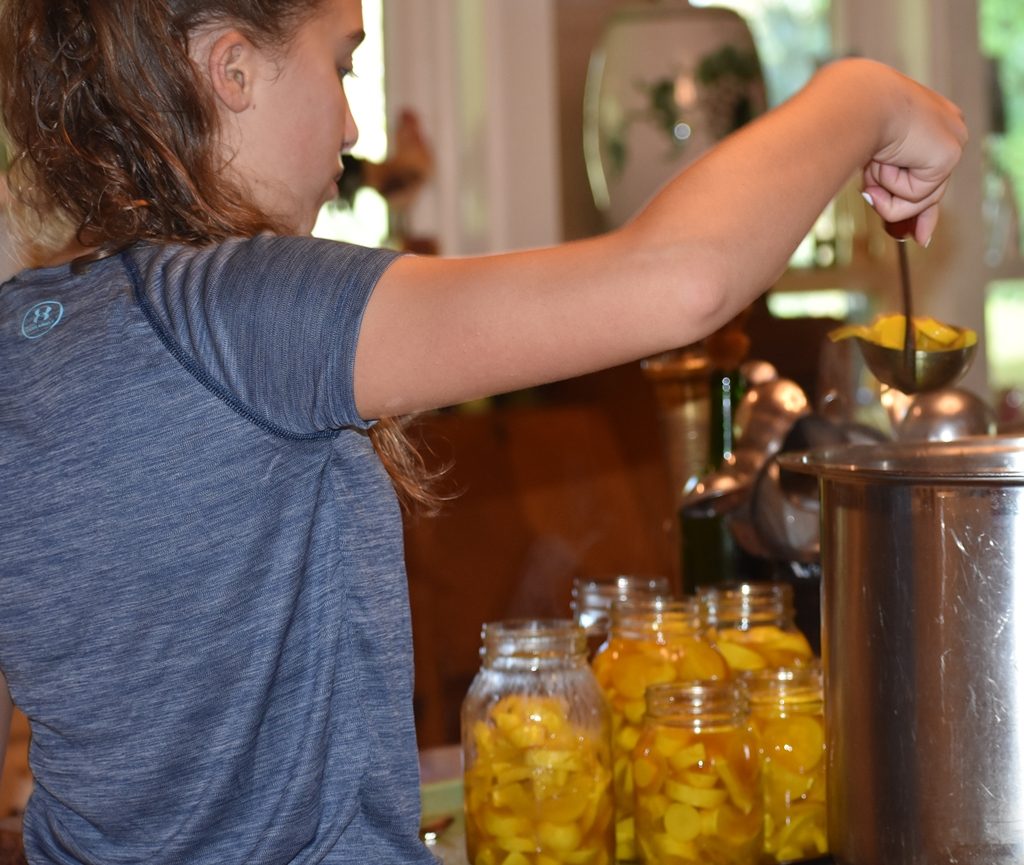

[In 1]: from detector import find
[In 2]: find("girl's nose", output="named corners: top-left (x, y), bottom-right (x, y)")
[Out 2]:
top-left (342, 102), bottom-right (359, 153)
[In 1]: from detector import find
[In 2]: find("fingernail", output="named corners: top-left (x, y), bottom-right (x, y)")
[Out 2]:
top-left (923, 234), bottom-right (932, 249)
top-left (861, 192), bottom-right (875, 207)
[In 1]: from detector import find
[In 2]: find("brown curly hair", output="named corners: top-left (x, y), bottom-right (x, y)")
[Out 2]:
top-left (0, 0), bottom-right (441, 511)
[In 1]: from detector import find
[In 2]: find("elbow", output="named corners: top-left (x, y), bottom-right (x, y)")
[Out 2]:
top-left (604, 221), bottom-right (772, 354)
top-left (685, 271), bottom-right (735, 338)
top-left (634, 236), bottom-right (745, 345)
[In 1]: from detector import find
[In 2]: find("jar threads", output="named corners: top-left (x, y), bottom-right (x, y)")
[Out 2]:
top-left (570, 574), bottom-right (672, 658)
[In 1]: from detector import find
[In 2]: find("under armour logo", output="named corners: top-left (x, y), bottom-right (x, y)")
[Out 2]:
top-left (21, 301), bottom-right (64, 340)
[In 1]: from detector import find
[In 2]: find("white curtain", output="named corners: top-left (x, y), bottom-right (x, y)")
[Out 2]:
top-left (383, 0), bottom-right (563, 256)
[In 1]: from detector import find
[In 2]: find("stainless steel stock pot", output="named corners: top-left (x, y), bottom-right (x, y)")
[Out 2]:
top-left (781, 436), bottom-right (1024, 865)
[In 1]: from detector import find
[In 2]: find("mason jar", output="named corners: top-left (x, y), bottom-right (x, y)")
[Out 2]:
top-left (744, 664), bottom-right (828, 862)
top-left (633, 681), bottom-right (763, 865)
top-left (590, 597), bottom-right (729, 861)
top-left (698, 581), bottom-right (814, 672)
top-left (570, 574), bottom-right (672, 658)
top-left (461, 619), bottom-right (614, 865)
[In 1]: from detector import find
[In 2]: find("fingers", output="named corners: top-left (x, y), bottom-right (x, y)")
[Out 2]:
top-left (856, 69), bottom-right (966, 249)
top-left (862, 172), bottom-right (949, 220)
top-left (862, 165), bottom-right (951, 247)
top-left (861, 185), bottom-right (943, 247)
top-left (911, 205), bottom-right (939, 247)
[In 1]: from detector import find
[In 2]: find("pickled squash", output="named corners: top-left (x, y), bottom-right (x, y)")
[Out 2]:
top-left (591, 601), bottom-right (728, 861)
top-left (464, 694), bottom-right (614, 865)
top-left (715, 624), bottom-right (813, 673)
top-left (829, 314), bottom-right (977, 352)
top-left (746, 667), bottom-right (829, 863)
top-left (633, 725), bottom-right (763, 865)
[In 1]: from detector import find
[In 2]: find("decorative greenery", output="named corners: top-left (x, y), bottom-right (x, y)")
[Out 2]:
top-left (647, 79), bottom-right (684, 147)
top-left (690, 0), bottom-right (831, 105)
top-left (605, 44), bottom-right (763, 178)
top-left (695, 44), bottom-right (763, 139)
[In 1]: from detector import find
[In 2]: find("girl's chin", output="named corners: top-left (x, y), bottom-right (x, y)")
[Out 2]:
top-left (293, 207), bottom-right (321, 237)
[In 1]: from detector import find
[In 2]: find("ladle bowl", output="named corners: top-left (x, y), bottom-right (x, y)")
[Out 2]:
top-left (852, 217), bottom-right (977, 394)
top-left (856, 334), bottom-right (977, 394)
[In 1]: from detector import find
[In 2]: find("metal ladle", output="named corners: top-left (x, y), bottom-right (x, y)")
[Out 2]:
top-left (854, 219), bottom-right (977, 394)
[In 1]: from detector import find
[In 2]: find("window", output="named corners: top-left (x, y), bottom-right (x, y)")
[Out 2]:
top-left (689, 0), bottom-right (832, 107)
top-left (691, 0), bottom-right (838, 299)
top-left (980, 0), bottom-right (1024, 414)
top-left (980, 0), bottom-right (1024, 260)
top-left (313, 0), bottom-right (390, 248)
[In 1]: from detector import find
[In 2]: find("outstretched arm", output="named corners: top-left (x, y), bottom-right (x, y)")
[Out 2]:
top-left (354, 58), bottom-right (966, 419)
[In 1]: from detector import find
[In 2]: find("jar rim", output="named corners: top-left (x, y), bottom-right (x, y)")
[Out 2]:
top-left (698, 580), bottom-right (793, 625)
top-left (644, 679), bottom-right (749, 723)
top-left (609, 596), bottom-right (703, 638)
top-left (570, 574), bottom-right (672, 610)
top-left (480, 618), bottom-right (587, 660)
top-left (610, 595), bottom-right (700, 617)
top-left (741, 662), bottom-right (823, 705)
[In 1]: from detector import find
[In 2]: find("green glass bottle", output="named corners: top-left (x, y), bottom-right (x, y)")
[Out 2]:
top-left (681, 364), bottom-right (746, 593)
top-left (679, 316), bottom-right (770, 592)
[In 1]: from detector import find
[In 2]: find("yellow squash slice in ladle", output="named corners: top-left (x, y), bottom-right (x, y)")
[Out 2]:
top-left (829, 315), bottom-right (977, 352)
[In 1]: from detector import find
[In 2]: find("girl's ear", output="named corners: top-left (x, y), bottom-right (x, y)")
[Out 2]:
top-left (207, 29), bottom-right (259, 113)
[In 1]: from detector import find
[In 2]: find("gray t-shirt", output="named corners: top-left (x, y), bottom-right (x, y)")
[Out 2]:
top-left (0, 237), bottom-right (436, 864)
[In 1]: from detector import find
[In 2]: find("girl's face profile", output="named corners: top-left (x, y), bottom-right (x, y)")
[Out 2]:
top-left (218, 0), bottom-right (366, 234)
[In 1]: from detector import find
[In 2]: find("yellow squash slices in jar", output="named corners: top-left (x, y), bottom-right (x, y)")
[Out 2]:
top-left (632, 693), bottom-right (763, 865)
top-left (590, 599), bottom-right (729, 861)
top-left (713, 624), bottom-right (814, 673)
top-left (746, 666), bottom-right (828, 862)
top-left (464, 694), bottom-right (615, 865)
top-left (699, 583), bottom-right (815, 674)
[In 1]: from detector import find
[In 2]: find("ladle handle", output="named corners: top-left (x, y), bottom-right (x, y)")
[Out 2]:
top-left (884, 218), bottom-right (916, 373)
top-left (897, 240), bottom-right (915, 364)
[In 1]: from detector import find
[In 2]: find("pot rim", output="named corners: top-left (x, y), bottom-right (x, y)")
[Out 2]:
top-left (777, 435), bottom-right (1024, 483)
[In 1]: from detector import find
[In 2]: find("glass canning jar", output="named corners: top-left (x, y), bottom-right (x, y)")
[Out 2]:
top-left (699, 581), bottom-right (814, 672)
top-left (570, 574), bottom-right (672, 658)
top-left (744, 664), bottom-right (828, 862)
top-left (461, 619), bottom-right (614, 865)
top-left (633, 680), bottom-right (764, 865)
top-left (590, 597), bottom-right (729, 861)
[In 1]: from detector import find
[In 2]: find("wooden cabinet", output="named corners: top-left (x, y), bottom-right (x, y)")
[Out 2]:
top-left (0, 709), bottom-right (30, 824)
top-left (404, 365), bottom-right (678, 746)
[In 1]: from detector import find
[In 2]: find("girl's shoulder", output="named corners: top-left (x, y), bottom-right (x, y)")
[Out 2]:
top-left (128, 235), bottom-right (403, 298)
top-left (134, 233), bottom-right (399, 264)
top-left (120, 236), bottom-right (404, 434)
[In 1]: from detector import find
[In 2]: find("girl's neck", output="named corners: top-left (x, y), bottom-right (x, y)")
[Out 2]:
top-left (35, 237), bottom-right (97, 269)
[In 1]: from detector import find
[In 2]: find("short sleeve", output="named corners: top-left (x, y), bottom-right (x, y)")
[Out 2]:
top-left (127, 237), bottom-right (402, 434)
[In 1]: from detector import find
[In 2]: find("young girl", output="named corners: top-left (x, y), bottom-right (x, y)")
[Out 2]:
top-left (0, 0), bottom-right (964, 863)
